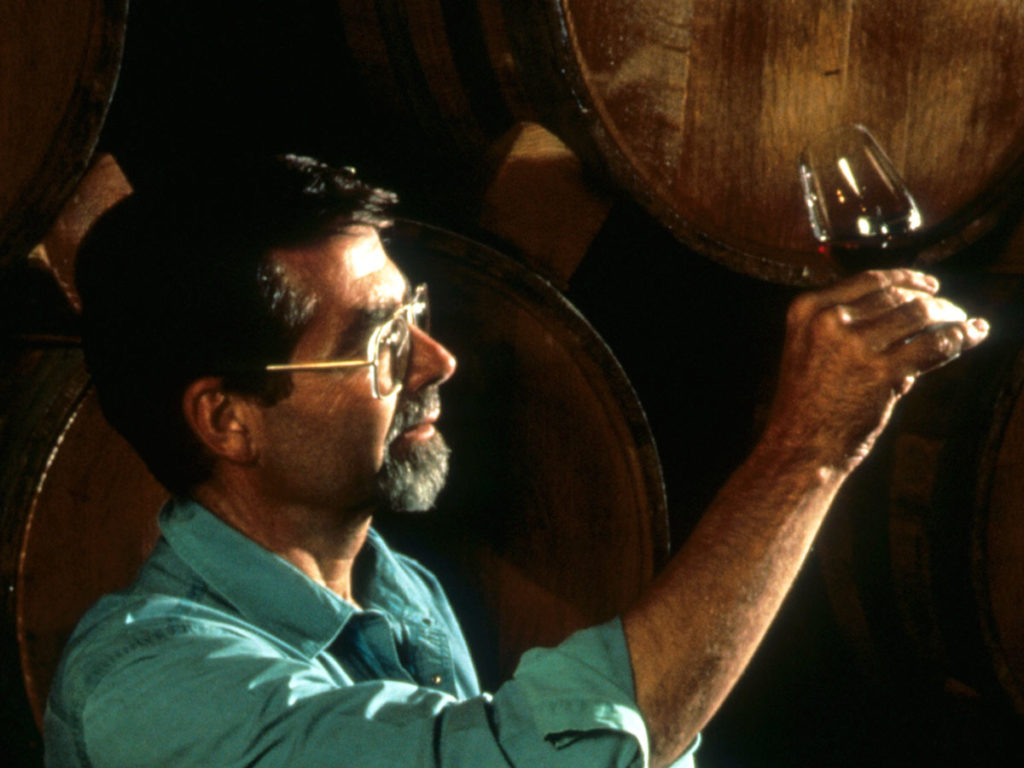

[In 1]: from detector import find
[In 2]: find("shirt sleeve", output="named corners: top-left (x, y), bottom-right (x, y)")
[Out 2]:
top-left (51, 615), bottom-right (699, 768)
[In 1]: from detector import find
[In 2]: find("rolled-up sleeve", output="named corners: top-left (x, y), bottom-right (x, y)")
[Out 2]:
top-left (489, 617), bottom-right (649, 766)
top-left (489, 618), bottom-right (698, 768)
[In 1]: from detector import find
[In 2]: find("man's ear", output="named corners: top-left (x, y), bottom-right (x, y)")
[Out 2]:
top-left (182, 378), bottom-right (261, 464)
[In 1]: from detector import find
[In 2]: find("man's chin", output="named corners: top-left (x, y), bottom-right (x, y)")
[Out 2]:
top-left (376, 432), bottom-right (451, 513)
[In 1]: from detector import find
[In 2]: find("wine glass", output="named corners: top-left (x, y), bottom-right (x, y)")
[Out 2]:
top-left (799, 123), bottom-right (922, 272)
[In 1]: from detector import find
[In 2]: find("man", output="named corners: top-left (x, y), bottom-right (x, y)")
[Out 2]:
top-left (44, 155), bottom-right (989, 767)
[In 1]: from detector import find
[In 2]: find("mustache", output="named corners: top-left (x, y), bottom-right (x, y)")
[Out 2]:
top-left (387, 386), bottom-right (442, 438)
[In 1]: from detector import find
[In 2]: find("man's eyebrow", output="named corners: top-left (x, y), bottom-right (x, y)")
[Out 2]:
top-left (362, 303), bottom-right (400, 326)
top-left (329, 290), bottom-right (409, 357)
top-left (364, 282), bottom-right (411, 325)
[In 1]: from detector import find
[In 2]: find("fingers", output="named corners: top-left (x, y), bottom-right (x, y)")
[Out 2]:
top-left (835, 269), bottom-right (940, 299)
top-left (791, 269), bottom-right (938, 320)
top-left (798, 269), bottom-right (989, 364)
top-left (841, 285), bottom-right (941, 324)
top-left (851, 291), bottom-right (967, 351)
top-left (786, 267), bottom-right (992, 391)
top-left (769, 268), bottom-right (990, 469)
top-left (894, 316), bottom-right (990, 376)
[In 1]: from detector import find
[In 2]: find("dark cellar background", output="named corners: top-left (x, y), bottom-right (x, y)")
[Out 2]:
top-left (5, 1), bottom-right (1024, 766)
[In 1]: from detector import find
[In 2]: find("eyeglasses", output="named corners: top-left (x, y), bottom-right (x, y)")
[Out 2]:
top-left (265, 283), bottom-right (428, 399)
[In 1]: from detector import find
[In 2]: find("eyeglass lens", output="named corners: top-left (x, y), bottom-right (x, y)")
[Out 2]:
top-left (375, 289), bottom-right (428, 396)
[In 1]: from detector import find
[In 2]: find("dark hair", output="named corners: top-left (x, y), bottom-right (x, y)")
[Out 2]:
top-left (76, 154), bottom-right (398, 495)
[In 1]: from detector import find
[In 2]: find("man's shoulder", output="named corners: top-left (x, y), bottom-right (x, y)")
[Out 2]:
top-left (42, 577), bottom-right (341, 768)
top-left (45, 584), bottom-right (309, 764)
top-left (48, 535), bottom-right (281, 713)
top-left (54, 586), bottom-right (268, 687)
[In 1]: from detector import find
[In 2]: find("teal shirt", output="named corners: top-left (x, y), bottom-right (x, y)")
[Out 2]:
top-left (44, 498), bottom-right (698, 767)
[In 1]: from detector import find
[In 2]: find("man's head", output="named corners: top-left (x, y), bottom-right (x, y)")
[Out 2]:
top-left (77, 155), bottom-right (456, 513)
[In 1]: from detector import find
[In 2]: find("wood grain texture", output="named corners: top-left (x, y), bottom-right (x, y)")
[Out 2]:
top-left (336, 0), bottom-right (1024, 282)
top-left (17, 391), bottom-right (165, 729)
top-left (977, 342), bottom-right (1024, 715)
top-left (35, 154), bottom-right (133, 312)
top-left (389, 220), bottom-right (668, 679)
top-left (0, 0), bottom-right (127, 270)
top-left (480, 122), bottom-right (613, 288)
top-left (550, 0), bottom-right (1024, 283)
top-left (337, 0), bottom-right (518, 164)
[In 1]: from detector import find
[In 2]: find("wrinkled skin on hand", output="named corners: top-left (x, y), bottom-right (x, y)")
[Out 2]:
top-left (762, 269), bottom-right (990, 472)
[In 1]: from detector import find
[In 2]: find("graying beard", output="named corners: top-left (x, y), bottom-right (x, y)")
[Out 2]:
top-left (376, 433), bottom-right (451, 513)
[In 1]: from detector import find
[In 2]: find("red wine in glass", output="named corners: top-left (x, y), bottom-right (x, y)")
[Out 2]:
top-left (799, 124), bottom-right (922, 273)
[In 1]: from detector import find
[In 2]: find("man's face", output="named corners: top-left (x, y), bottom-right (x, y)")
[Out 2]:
top-left (255, 226), bottom-right (456, 517)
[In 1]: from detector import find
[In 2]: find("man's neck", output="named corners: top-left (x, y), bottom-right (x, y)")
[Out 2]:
top-left (192, 478), bottom-right (375, 607)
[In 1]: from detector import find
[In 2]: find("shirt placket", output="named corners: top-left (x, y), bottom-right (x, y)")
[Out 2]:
top-left (403, 616), bottom-right (457, 696)
top-left (329, 611), bottom-right (413, 684)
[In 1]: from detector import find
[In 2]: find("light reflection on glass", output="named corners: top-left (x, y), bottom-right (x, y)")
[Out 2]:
top-left (799, 124), bottom-right (922, 248)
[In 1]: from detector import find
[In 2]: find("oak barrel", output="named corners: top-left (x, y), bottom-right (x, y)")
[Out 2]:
top-left (1, 220), bottom-right (668, 749)
top-left (336, 0), bottom-right (1024, 284)
top-left (0, 0), bottom-right (127, 271)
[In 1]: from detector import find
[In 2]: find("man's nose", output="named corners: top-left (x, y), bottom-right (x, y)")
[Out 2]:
top-left (404, 325), bottom-right (457, 392)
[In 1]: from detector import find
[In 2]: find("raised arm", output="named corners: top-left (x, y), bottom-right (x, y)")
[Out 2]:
top-left (622, 269), bottom-right (990, 767)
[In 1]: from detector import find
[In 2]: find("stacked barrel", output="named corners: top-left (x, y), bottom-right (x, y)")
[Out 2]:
top-left (3, 2), bottom-right (1024, 766)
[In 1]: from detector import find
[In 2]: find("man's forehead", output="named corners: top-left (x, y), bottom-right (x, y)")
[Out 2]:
top-left (341, 226), bottom-right (389, 279)
top-left (275, 226), bottom-right (407, 300)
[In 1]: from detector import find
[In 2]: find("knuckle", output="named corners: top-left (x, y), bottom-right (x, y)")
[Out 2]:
top-left (904, 296), bottom-right (931, 323)
top-left (945, 324), bottom-right (967, 350)
top-left (808, 306), bottom-right (846, 339)
top-left (863, 270), bottom-right (891, 291)
top-left (786, 294), bottom-right (815, 326)
top-left (880, 286), bottom-right (905, 308)
top-left (928, 325), bottom-right (965, 359)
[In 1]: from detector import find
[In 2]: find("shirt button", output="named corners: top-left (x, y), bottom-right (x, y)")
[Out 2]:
top-left (431, 675), bottom-right (442, 685)
top-left (422, 616), bottom-right (432, 626)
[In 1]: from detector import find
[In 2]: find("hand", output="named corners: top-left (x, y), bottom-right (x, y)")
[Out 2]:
top-left (763, 269), bottom-right (989, 470)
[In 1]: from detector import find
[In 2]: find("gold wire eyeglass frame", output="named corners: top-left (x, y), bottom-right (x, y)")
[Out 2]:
top-left (264, 283), bottom-right (428, 399)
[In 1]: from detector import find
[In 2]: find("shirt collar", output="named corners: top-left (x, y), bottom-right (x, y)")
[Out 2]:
top-left (159, 497), bottom-right (361, 658)
top-left (353, 527), bottom-right (434, 621)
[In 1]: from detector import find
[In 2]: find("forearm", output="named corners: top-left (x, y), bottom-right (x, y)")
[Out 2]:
top-left (623, 439), bottom-right (848, 767)
top-left (624, 269), bottom-right (987, 767)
